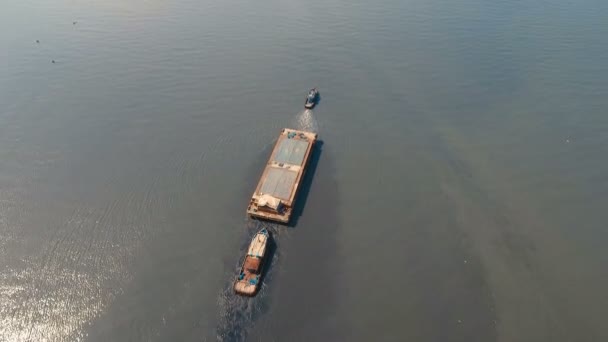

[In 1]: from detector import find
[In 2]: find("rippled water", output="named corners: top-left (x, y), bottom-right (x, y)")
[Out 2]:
top-left (1, 0), bottom-right (608, 341)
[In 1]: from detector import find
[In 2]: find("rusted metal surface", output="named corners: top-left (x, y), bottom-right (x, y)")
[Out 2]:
top-left (247, 128), bottom-right (317, 223)
top-left (234, 229), bottom-right (270, 296)
top-left (244, 257), bottom-right (261, 272)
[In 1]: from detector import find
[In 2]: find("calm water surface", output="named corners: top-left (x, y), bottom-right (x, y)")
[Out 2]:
top-left (1, 0), bottom-right (608, 341)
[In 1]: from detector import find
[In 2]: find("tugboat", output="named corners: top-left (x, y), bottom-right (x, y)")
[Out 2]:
top-left (304, 88), bottom-right (319, 109)
top-left (234, 229), bottom-right (270, 296)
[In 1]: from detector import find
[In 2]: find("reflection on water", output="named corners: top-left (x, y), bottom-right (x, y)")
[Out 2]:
top-left (1, 267), bottom-right (106, 341)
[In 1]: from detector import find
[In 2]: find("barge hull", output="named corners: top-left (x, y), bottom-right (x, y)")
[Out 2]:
top-left (247, 128), bottom-right (317, 223)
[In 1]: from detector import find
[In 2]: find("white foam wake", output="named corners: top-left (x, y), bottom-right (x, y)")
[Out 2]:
top-left (292, 110), bottom-right (319, 133)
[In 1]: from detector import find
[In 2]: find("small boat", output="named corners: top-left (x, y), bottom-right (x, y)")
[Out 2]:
top-left (304, 88), bottom-right (319, 109)
top-left (234, 228), bottom-right (270, 296)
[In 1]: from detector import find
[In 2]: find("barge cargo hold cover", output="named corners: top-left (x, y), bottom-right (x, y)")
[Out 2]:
top-left (247, 128), bottom-right (318, 223)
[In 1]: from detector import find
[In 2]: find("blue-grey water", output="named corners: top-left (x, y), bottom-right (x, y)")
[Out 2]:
top-left (1, 0), bottom-right (608, 341)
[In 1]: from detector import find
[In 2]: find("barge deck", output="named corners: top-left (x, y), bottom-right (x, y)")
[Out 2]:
top-left (247, 128), bottom-right (318, 223)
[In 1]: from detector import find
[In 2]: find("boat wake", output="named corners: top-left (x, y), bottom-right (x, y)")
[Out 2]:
top-left (215, 285), bottom-right (259, 342)
top-left (292, 109), bottom-right (319, 134)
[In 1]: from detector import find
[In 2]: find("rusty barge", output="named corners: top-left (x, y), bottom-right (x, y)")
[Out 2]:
top-left (247, 128), bottom-right (318, 223)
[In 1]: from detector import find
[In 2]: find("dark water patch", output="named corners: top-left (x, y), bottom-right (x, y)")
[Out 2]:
top-left (287, 140), bottom-right (323, 228)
